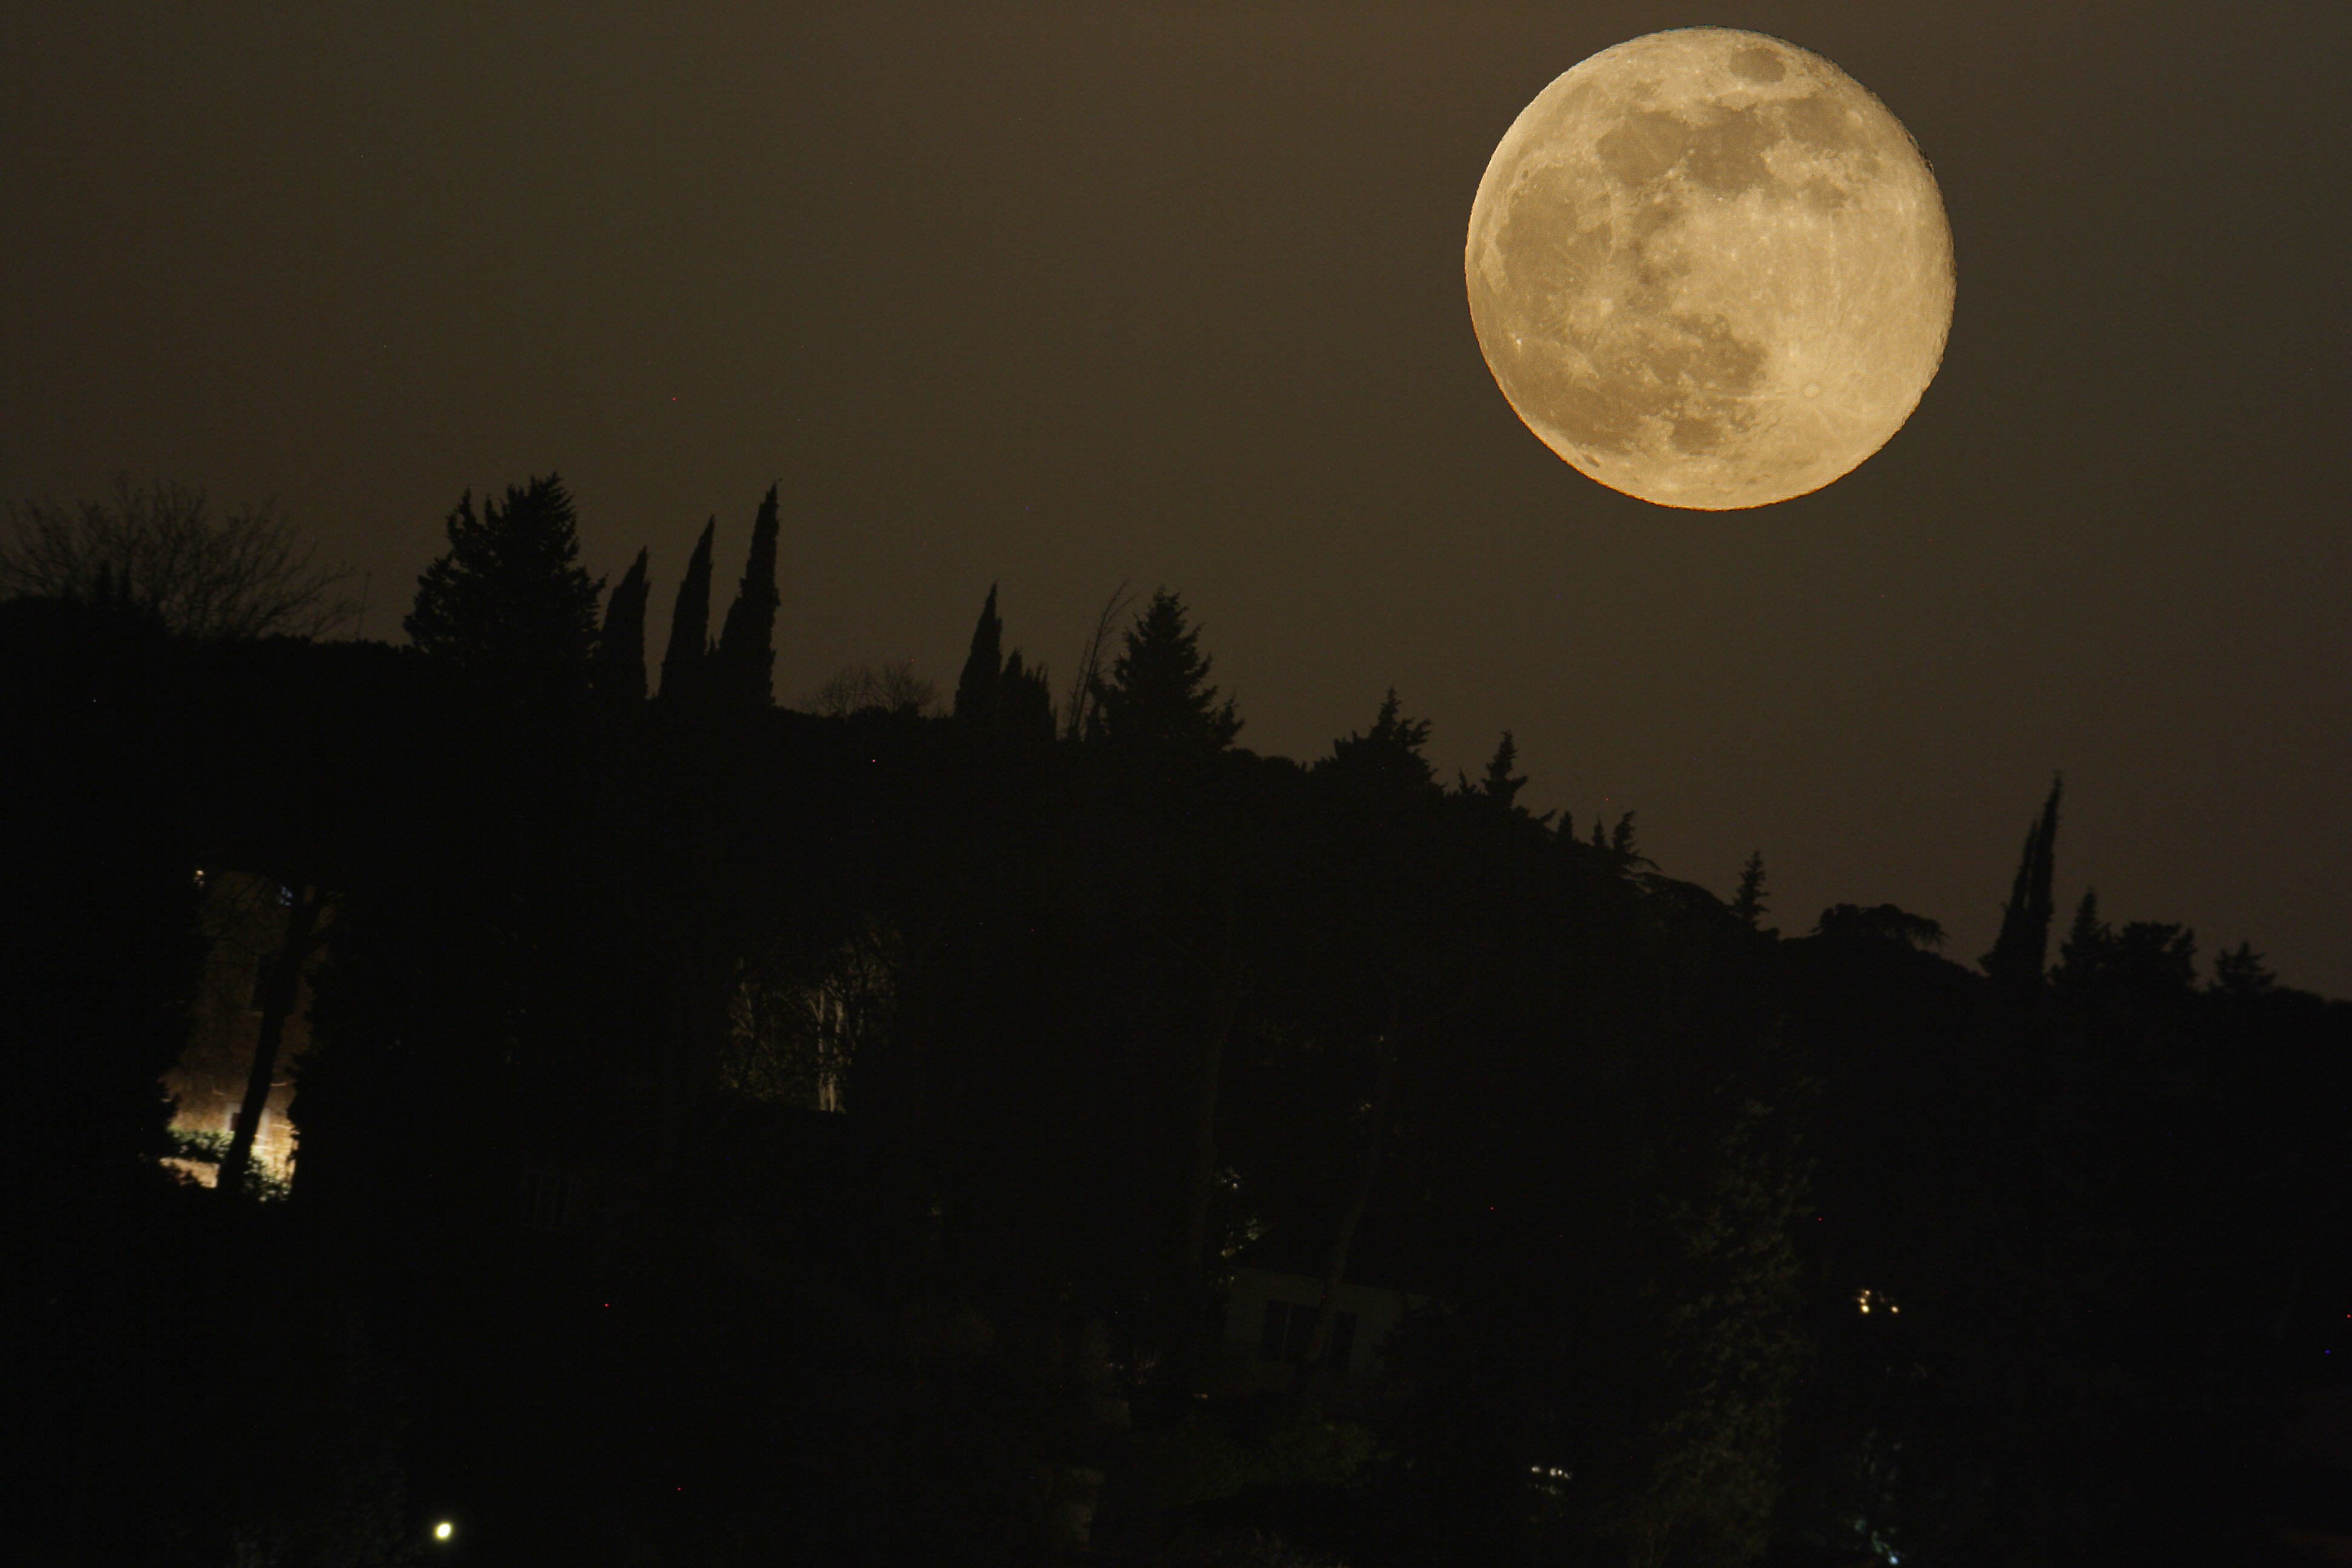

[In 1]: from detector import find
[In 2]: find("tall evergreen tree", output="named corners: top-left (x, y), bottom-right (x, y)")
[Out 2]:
top-left (589, 547), bottom-right (650, 711)
top-left (2210, 941), bottom-right (2275, 996)
top-left (1983, 774), bottom-right (2063, 988)
top-left (1086, 588), bottom-right (1240, 750)
top-left (1469, 730), bottom-right (1528, 809)
top-left (996, 649), bottom-right (1056, 744)
top-left (2056, 887), bottom-right (2108, 987)
top-left (659, 518), bottom-right (716, 706)
top-left (953, 583), bottom-right (1004, 727)
top-left (1318, 689), bottom-right (1436, 798)
top-left (714, 485), bottom-right (780, 714)
top-left (1731, 851), bottom-right (1769, 930)
top-left (404, 474), bottom-right (602, 703)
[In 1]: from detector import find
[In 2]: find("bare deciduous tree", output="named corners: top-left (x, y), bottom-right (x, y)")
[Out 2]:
top-left (1, 475), bottom-right (357, 639)
top-left (802, 661), bottom-right (938, 718)
top-left (1062, 580), bottom-right (1134, 742)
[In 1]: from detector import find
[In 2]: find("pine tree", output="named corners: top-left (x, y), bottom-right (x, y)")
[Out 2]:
top-left (1470, 730), bottom-right (1527, 809)
top-left (1731, 851), bottom-right (1769, 930)
top-left (589, 547), bottom-right (650, 711)
top-left (2211, 941), bottom-right (2276, 996)
top-left (404, 474), bottom-right (602, 702)
top-left (1086, 587), bottom-right (1240, 750)
top-left (659, 518), bottom-right (716, 706)
top-left (714, 485), bottom-right (780, 714)
top-left (1983, 775), bottom-right (2063, 988)
top-left (953, 584), bottom-right (1004, 727)
top-left (1319, 689), bottom-right (1436, 797)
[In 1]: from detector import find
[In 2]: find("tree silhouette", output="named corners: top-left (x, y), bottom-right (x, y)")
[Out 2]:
top-left (1087, 587), bottom-right (1240, 750)
top-left (953, 583), bottom-right (1003, 727)
top-left (1983, 774), bottom-right (2062, 988)
top-left (1815, 901), bottom-right (1945, 952)
top-left (2212, 940), bottom-right (2276, 995)
top-left (996, 650), bottom-right (1054, 743)
top-left (214, 881), bottom-right (327, 1200)
top-left (1610, 810), bottom-right (1647, 868)
top-left (405, 474), bottom-right (601, 703)
top-left (1319, 688), bottom-right (1436, 799)
top-left (806, 661), bottom-right (936, 718)
top-left (1731, 851), bottom-right (1769, 930)
top-left (1466, 730), bottom-right (1529, 810)
top-left (1060, 581), bottom-right (1133, 741)
top-left (660, 518), bottom-right (717, 706)
top-left (1, 475), bottom-right (356, 639)
top-left (590, 547), bottom-right (651, 711)
top-left (2056, 887), bottom-right (2109, 987)
top-left (714, 485), bottom-right (781, 714)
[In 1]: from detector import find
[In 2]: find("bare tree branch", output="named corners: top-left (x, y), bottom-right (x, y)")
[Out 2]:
top-left (801, 660), bottom-right (938, 719)
top-left (1062, 580), bottom-right (1134, 742)
top-left (1, 474), bottom-right (358, 640)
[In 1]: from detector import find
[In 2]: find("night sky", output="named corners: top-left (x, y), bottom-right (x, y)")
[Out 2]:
top-left (6, 1), bottom-right (2345, 993)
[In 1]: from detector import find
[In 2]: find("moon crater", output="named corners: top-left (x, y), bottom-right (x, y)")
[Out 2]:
top-left (1467, 28), bottom-right (1953, 509)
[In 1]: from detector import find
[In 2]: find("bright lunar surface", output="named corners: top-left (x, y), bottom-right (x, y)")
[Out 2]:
top-left (1466, 28), bottom-right (1955, 509)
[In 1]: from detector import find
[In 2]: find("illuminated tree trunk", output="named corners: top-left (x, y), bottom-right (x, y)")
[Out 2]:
top-left (215, 884), bottom-right (324, 1198)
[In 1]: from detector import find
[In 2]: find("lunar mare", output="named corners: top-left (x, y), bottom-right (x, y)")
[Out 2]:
top-left (1466, 28), bottom-right (1953, 510)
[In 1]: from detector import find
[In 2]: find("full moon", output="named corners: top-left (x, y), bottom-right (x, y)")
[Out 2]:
top-left (1466, 28), bottom-right (1953, 510)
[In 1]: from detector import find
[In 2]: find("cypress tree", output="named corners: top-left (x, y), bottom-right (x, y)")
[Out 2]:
top-left (2055, 887), bottom-right (2109, 987)
top-left (997, 649), bottom-right (1056, 744)
top-left (1983, 775), bottom-right (2063, 987)
top-left (659, 518), bottom-right (716, 707)
top-left (714, 485), bottom-right (781, 714)
top-left (589, 547), bottom-right (650, 711)
top-left (953, 584), bottom-right (1004, 727)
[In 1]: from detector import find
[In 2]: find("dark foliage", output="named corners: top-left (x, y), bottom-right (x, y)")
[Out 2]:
top-left (403, 474), bottom-right (601, 709)
top-left (1089, 587), bottom-right (1242, 751)
top-left (659, 517), bottom-right (717, 707)
top-left (590, 546), bottom-right (651, 711)
top-left (12, 524), bottom-right (2345, 1568)
top-left (713, 484), bottom-right (781, 714)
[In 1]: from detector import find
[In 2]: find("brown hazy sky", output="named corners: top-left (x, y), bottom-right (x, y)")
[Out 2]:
top-left (5, 1), bottom-right (2346, 993)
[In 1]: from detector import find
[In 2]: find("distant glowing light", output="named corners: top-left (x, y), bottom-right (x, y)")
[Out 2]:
top-left (434, 1521), bottom-right (452, 1541)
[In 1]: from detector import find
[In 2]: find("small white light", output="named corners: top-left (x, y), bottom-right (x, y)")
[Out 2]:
top-left (434, 1521), bottom-right (452, 1541)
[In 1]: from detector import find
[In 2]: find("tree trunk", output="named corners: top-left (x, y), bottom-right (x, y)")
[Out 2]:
top-left (1175, 932), bottom-right (1245, 1391)
top-left (1302, 1030), bottom-right (1398, 1371)
top-left (215, 884), bottom-right (323, 1198)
